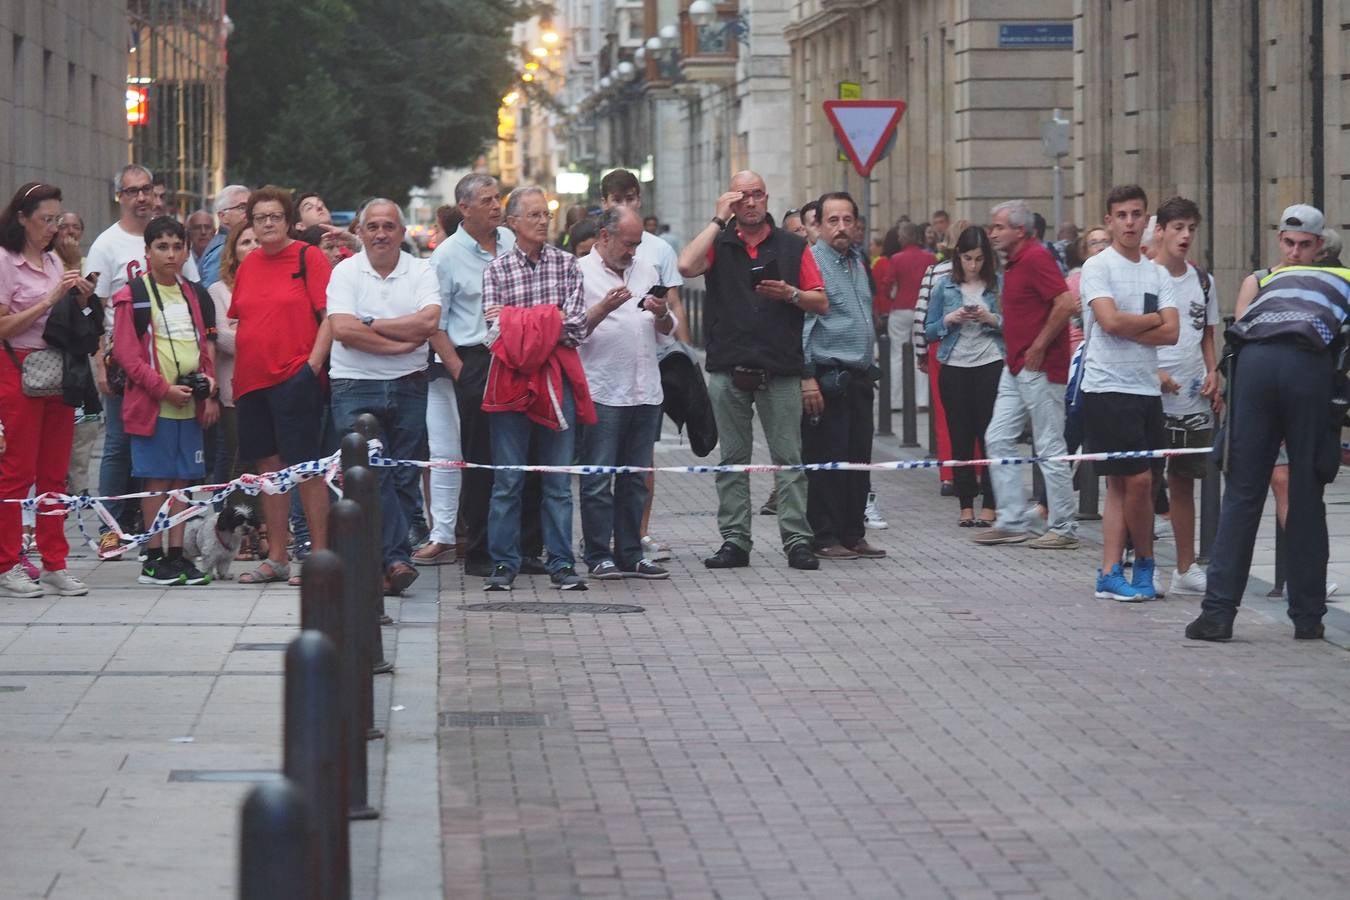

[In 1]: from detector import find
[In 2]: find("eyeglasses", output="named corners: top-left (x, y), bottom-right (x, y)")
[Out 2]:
top-left (738, 191), bottom-right (767, 202)
top-left (119, 184), bottom-right (154, 198)
top-left (218, 202), bottom-right (248, 215)
top-left (1086, 238), bottom-right (1111, 248)
top-left (513, 211), bottom-right (552, 223)
top-left (251, 212), bottom-right (287, 225)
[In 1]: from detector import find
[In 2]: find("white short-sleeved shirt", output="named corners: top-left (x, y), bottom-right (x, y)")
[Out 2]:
top-left (86, 222), bottom-right (199, 335)
top-left (326, 250), bottom-right (441, 380)
top-left (636, 231), bottom-right (682, 290)
top-left (576, 250), bottom-right (675, 407)
top-left (1078, 246), bottom-right (1178, 396)
top-left (1156, 263), bottom-right (1219, 416)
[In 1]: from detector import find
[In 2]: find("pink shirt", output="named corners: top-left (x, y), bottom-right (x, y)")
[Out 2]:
top-left (0, 248), bottom-right (62, 349)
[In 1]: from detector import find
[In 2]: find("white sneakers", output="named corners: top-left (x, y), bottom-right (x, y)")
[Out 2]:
top-left (864, 492), bottom-right (888, 530)
top-left (40, 570), bottom-right (89, 596)
top-left (1170, 565), bottom-right (1207, 596)
top-left (0, 566), bottom-right (88, 597)
top-left (1, 565), bottom-right (42, 597)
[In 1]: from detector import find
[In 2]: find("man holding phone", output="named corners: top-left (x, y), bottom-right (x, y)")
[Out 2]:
top-left (677, 170), bottom-right (828, 571)
top-left (1078, 185), bottom-right (1179, 601)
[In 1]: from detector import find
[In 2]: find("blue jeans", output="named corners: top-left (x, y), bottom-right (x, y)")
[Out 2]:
top-left (330, 376), bottom-right (429, 569)
top-left (488, 382), bottom-right (576, 575)
top-left (579, 403), bottom-right (662, 570)
top-left (98, 392), bottom-right (135, 530)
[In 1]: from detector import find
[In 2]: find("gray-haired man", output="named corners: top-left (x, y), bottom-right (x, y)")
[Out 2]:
top-left (198, 184), bottom-right (250, 288)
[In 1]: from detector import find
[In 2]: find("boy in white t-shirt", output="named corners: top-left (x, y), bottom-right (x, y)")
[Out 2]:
top-left (1076, 185), bottom-right (1180, 602)
top-left (1150, 198), bottom-right (1221, 597)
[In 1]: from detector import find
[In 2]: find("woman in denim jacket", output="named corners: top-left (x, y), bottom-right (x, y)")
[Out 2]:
top-left (923, 225), bottom-right (1004, 525)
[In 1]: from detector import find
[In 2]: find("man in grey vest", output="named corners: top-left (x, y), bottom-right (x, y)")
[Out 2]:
top-left (1187, 205), bottom-right (1349, 642)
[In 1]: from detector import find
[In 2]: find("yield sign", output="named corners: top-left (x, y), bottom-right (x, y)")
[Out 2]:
top-left (822, 99), bottom-right (907, 177)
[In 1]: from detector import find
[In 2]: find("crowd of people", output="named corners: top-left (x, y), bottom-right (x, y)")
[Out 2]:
top-left (0, 163), bottom-right (1345, 642)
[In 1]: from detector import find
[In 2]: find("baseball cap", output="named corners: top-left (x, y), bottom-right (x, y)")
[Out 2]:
top-left (1279, 204), bottom-right (1324, 235)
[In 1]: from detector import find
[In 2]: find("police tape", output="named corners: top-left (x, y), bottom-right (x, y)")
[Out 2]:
top-left (9, 442), bottom-right (1349, 558)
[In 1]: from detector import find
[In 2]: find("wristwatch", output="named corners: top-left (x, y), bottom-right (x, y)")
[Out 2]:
top-left (711, 216), bottom-right (727, 229)
top-left (361, 315), bottom-right (374, 327)
top-left (789, 288), bottom-right (801, 306)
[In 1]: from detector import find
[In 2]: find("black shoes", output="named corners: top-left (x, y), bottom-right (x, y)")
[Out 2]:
top-left (1294, 622), bottom-right (1326, 640)
top-left (1184, 615), bottom-right (1233, 642)
top-left (704, 542), bottom-right (749, 569)
top-left (787, 545), bottom-right (820, 571)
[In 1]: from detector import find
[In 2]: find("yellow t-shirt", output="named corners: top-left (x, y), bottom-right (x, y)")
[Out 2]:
top-left (147, 279), bottom-right (201, 420)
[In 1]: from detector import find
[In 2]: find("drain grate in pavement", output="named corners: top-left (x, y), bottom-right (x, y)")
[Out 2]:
top-left (460, 601), bottom-right (644, 615)
top-left (0, 685), bottom-right (24, 693)
top-left (168, 770), bottom-right (282, 783)
top-left (440, 711), bottom-right (550, 728)
top-left (232, 642), bottom-right (288, 651)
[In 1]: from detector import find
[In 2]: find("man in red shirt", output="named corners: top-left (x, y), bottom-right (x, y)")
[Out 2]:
top-left (882, 222), bottom-right (934, 411)
top-left (975, 200), bottom-right (1080, 549)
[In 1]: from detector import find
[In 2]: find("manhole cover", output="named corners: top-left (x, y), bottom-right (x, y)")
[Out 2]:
top-left (440, 711), bottom-right (550, 728)
top-left (460, 602), bottom-right (645, 615)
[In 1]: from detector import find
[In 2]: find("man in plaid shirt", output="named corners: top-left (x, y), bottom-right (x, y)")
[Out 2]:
top-left (480, 185), bottom-right (589, 591)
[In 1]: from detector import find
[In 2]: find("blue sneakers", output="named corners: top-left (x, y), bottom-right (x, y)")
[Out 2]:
top-left (1095, 563), bottom-right (1141, 602)
top-left (1131, 556), bottom-right (1159, 600)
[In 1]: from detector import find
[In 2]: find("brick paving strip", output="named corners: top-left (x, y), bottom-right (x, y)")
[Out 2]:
top-left (439, 423), bottom-right (1350, 899)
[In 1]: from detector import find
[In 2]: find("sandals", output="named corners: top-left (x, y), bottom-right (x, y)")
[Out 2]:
top-left (238, 559), bottom-right (291, 584)
top-left (958, 515), bottom-right (975, 528)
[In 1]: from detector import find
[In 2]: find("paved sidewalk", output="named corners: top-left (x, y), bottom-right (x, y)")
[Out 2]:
top-left (437, 420), bottom-right (1350, 899)
top-left (0, 543), bottom-right (443, 899)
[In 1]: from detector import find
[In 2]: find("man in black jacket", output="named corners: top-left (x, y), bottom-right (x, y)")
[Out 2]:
top-left (677, 171), bottom-right (828, 571)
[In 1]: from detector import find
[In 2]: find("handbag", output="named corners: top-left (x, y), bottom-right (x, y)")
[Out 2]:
top-left (3, 341), bottom-right (63, 398)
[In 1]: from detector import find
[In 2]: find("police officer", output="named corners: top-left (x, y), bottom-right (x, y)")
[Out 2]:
top-left (1186, 205), bottom-right (1350, 641)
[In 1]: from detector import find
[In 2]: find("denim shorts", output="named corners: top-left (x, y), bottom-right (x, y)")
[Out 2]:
top-left (131, 417), bottom-right (205, 481)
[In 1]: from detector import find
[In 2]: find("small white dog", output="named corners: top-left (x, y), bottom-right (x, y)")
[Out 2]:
top-left (183, 504), bottom-right (259, 581)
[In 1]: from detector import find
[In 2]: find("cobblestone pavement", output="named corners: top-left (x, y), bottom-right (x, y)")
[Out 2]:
top-left (438, 428), bottom-right (1350, 899)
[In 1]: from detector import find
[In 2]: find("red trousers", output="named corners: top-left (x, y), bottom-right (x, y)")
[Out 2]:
top-left (928, 346), bottom-right (953, 483)
top-left (0, 351), bottom-right (74, 571)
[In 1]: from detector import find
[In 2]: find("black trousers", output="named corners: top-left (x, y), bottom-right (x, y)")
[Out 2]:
top-left (938, 359), bottom-right (1001, 509)
top-left (1203, 341), bottom-right (1334, 627)
top-left (455, 345), bottom-right (542, 567)
top-left (802, 369), bottom-right (874, 548)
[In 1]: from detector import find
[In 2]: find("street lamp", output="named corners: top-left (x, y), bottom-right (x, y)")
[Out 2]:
top-left (688, 0), bottom-right (717, 27)
top-left (634, 46), bottom-right (646, 65)
top-left (659, 24), bottom-right (679, 43)
top-left (645, 35), bottom-right (663, 52)
top-left (618, 60), bottom-right (637, 81)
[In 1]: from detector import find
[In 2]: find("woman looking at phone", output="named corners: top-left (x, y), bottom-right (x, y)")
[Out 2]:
top-left (923, 225), bottom-right (1004, 526)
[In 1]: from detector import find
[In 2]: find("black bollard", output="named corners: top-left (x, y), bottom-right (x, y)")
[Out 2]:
top-left (284, 631), bottom-right (349, 900)
top-left (342, 428), bottom-right (392, 676)
top-left (900, 341), bottom-right (919, 448)
top-left (1077, 461), bottom-right (1101, 520)
top-left (328, 499), bottom-right (379, 820)
top-left (876, 328), bottom-right (893, 437)
top-left (1198, 456), bottom-right (1221, 564)
top-left (300, 549), bottom-right (344, 638)
top-left (342, 465), bottom-right (392, 718)
top-left (340, 429), bottom-right (369, 473)
top-left (239, 777), bottom-right (312, 900)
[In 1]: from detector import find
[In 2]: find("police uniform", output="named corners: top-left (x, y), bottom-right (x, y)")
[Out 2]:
top-left (1188, 260), bottom-right (1350, 640)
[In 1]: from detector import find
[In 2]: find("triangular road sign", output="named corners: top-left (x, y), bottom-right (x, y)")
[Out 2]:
top-left (822, 100), bottom-right (907, 178)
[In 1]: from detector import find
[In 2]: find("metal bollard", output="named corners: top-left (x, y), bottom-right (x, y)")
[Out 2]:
top-left (1198, 456), bottom-right (1221, 564)
top-left (284, 631), bottom-right (349, 900)
top-left (239, 778), bottom-right (312, 900)
top-left (328, 498), bottom-right (379, 820)
top-left (342, 464), bottom-right (393, 697)
top-left (1077, 461), bottom-right (1101, 520)
top-left (876, 327), bottom-right (893, 437)
top-left (300, 549), bottom-right (344, 638)
top-left (339, 430), bottom-right (369, 472)
top-left (342, 427), bottom-right (393, 673)
top-left (1268, 523), bottom-right (1286, 598)
top-left (900, 341), bottom-right (919, 447)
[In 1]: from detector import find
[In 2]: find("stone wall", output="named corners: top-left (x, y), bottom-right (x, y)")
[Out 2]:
top-left (0, 1), bottom-right (128, 236)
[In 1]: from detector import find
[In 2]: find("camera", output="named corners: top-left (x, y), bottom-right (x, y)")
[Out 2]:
top-left (178, 372), bottom-right (212, 401)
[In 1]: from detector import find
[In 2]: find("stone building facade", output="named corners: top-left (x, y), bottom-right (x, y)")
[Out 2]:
top-left (0, 1), bottom-right (127, 234)
top-left (1073, 0), bottom-right (1349, 304)
top-left (785, 0), bottom-right (1076, 232)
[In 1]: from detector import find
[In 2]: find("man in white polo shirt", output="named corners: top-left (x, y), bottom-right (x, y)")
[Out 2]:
top-left (576, 206), bottom-right (677, 579)
top-left (326, 198), bottom-right (441, 595)
top-left (1077, 185), bottom-right (1179, 603)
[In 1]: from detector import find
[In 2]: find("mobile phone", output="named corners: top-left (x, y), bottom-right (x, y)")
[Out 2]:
top-left (85, 272), bottom-right (100, 284)
top-left (750, 259), bottom-right (781, 286)
top-left (963, 303), bottom-right (980, 314)
top-left (1143, 292), bottom-right (1159, 314)
top-left (647, 285), bottom-right (670, 299)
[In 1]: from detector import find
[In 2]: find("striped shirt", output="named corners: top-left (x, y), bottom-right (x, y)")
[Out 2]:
top-left (803, 241), bottom-right (875, 374)
top-left (482, 242), bottom-right (586, 346)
